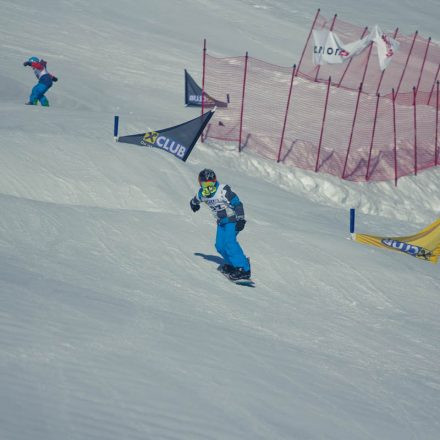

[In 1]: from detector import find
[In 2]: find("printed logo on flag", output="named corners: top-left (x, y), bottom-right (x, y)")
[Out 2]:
top-left (140, 133), bottom-right (187, 159)
top-left (381, 34), bottom-right (394, 58)
top-left (188, 95), bottom-right (201, 103)
top-left (313, 45), bottom-right (350, 58)
top-left (312, 29), bottom-right (358, 65)
top-left (381, 239), bottom-right (432, 260)
top-left (143, 131), bottom-right (159, 144)
top-left (188, 94), bottom-right (216, 105)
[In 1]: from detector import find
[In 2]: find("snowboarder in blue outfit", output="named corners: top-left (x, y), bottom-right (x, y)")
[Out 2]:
top-left (190, 169), bottom-right (251, 281)
top-left (23, 56), bottom-right (58, 106)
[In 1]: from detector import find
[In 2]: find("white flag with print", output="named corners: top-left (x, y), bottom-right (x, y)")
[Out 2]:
top-left (313, 29), bottom-right (372, 65)
top-left (370, 25), bottom-right (400, 71)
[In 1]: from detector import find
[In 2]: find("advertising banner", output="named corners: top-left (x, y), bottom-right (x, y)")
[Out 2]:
top-left (184, 70), bottom-right (227, 108)
top-left (354, 219), bottom-right (440, 263)
top-left (118, 110), bottom-right (215, 162)
top-left (313, 29), bottom-right (371, 65)
top-left (313, 25), bottom-right (399, 70)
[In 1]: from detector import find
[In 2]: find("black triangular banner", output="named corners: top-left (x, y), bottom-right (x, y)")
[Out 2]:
top-left (117, 110), bottom-right (215, 162)
top-left (184, 70), bottom-right (228, 108)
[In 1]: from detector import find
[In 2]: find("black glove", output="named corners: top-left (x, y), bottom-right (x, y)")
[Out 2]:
top-left (190, 198), bottom-right (200, 212)
top-left (235, 218), bottom-right (246, 232)
top-left (23, 61), bottom-right (30, 66)
top-left (52, 76), bottom-right (58, 82)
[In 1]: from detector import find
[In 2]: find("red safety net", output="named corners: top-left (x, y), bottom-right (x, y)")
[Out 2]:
top-left (202, 13), bottom-right (440, 183)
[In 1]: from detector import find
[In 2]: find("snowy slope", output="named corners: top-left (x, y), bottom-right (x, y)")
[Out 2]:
top-left (1, 1), bottom-right (440, 439)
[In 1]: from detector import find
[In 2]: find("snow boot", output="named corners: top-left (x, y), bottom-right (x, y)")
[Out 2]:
top-left (228, 267), bottom-right (251, 281)
top-left (219, 264), bottom-right (234, 274)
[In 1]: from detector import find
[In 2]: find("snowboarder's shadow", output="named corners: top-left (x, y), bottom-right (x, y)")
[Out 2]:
top-left (194, 252), bottom-right (224, 266)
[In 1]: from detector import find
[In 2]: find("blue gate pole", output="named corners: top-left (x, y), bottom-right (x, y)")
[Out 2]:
top-left (113, 115), bottom-right (119, 140)
top-left (350, 208), bottom-right (356, 234)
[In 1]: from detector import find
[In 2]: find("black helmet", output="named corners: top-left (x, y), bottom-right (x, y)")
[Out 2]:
top-left (198, 169), bottom-right (216, 184)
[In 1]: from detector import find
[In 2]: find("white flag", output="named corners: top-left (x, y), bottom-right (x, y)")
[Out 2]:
top-left (370, 25), bottom-right (399, 71)
top-left (312, 25), bottom-right (399, 70)
top-left (313, 29), bottom-right (372, 65)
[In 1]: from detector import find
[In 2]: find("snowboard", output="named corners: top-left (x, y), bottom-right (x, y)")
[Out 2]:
top-left (218, 266), bottom-right (255, 287)
top-left (231, 278), bottom-right (255, 287)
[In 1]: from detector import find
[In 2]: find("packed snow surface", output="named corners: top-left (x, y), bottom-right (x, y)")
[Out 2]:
top-left (0, 1), bottom-right (439, 439)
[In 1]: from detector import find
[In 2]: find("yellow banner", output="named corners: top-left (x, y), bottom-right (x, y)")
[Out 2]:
top-left (354, 219), bottom-right (440, 263)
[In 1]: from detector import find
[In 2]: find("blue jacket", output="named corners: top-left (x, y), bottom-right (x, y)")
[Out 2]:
top-left (191, 183), bottom-right (245, 225)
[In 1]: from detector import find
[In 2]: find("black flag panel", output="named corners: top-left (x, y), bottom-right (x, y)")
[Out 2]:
top-left (117, 110), bottom-right (215, 162)
top-left (184, 70), bottom-right (227, 108)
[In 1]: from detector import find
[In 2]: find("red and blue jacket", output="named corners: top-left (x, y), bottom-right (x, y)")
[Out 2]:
top-left (24, 60), bottom-right (57, 87)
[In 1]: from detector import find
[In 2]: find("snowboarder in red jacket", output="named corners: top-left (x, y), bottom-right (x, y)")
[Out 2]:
top-left (23, 56), bottom-right (58, 106)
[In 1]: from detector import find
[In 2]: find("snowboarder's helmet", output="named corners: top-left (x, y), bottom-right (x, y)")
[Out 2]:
top-left (198, 169), bottom-right (216, 184)
top-left (28, 56), bottom-right (39, 63)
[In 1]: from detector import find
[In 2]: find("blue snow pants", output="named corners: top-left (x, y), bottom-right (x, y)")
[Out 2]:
top-left (215, 221), bottom-right (250, 270)
top-left (30, 83), bottom-right (51, 106)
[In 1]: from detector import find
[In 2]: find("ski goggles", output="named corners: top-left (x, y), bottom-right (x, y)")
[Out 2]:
top-left (200, 180), bottom-right (217, 196)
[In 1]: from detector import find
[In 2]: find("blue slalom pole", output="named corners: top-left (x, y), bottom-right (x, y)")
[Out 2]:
top-left (113, 115), bottom-right (119, 140)
top-left (350, 208), bottom-right (356, 234)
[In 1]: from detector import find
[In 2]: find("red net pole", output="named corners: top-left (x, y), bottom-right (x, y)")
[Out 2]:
top-left (415, 37), bottom-right (431, 94)
top-left (360, 42), bottom-right (374, 86)
top-left (201, 39), bottom-right (207, 142)
top-left (342, 82), bottom-right (363, 178)
top-left (376, 28), bottom-right (398, 95)
top-left (427, 63), bottom-right (440, 106)
top-left (366, 93), bottom-right (381, 181)
top-left (413, 87), bottom-right (418, 175)
top-left (338, 26), bottom-right (368, 88)
top-left (392, 88), bottom-right (398, 186)
top-left (395, 31), bottom-right (418, 96)
top-left (436, 81), bottom-right (439, 165)
top-left (277, 65), bottom-right (296, 163)
top-left (315, 14), bottom-right (337, 82)
top-left (296, 8), bottom-right (320, 76)
top-left (315, 77), bottom-right (331, 172)
top-left (238, 52), bottom-right (249, 153)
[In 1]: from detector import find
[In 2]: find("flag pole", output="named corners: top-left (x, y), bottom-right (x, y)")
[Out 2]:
top-left (238, 52), bottom-right (249, 153)
top-left (201, 38), bottom-right (207, 142)
top-left (296, 8), bottom-right (320, 76)
top-left (113, 115), bottom-right (119, 141)
top-left (350, 208), bottom-right (356, 237)
top-left (277, 65), bottom-right (296, 163)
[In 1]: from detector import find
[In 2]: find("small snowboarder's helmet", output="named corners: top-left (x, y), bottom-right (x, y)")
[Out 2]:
top-left (198, 169), bottom-right (216, 184)
top-left (28, 56), bottom-right (39, 63)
